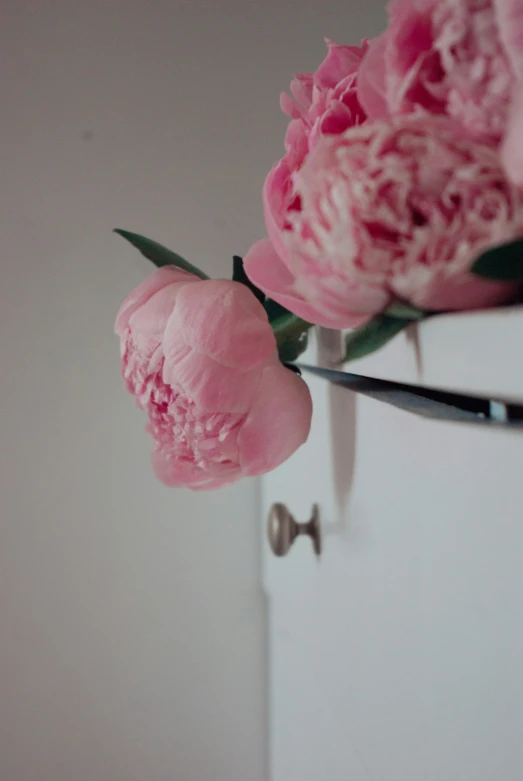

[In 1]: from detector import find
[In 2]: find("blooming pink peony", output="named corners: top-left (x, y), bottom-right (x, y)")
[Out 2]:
top-left (358, 0), bottom-right (520, 144)
top-left (115, 268), bottom-right (312, 489)
top-left (245, 39), bottom-right (370, 329)
top-left (259, 115), bottom-right (522, 325)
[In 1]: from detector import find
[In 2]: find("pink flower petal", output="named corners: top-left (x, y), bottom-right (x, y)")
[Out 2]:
top-left (115, 265), bottom-right (197, 336)
top-left (152, 449), bottom-right (242, 490)
top-left (263, 160), bottom-right (296, 264)
top-left (284, 119), bottom-right (308, 166)
top-left (494, 0), bottom-right (523, 78)
top-left (127, 282), bottom-right (188, 356)
top-left (357, 33), bottom-right (389, 119)
top-left (380, 0), bottom-right (515, 139)
top-left (394, 270), bottom-right (515, 311)
top-left (314, 39), bottom-right (368, 89)
top-left (119, 280), bottom-right (195, 407)
top-left (502, 86), bottom-right (523, 186)
top-left (164, 279), bottom-right (276, 373)
top-left (280, 91), bottom-right (301, 119)
top-left (290, 73), bottom-right (314, 110)
top-left (163, 347), bottom-right (264, 414)
top-left (237, 363), bottom-right (312, 476)
top-left (243, 238), bottom-right (359, 329)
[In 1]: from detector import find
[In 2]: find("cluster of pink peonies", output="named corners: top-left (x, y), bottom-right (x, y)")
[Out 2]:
top-left (244, 0), bottom-right (523, 329)
top-left (116, 0), bottom-right (523, 489)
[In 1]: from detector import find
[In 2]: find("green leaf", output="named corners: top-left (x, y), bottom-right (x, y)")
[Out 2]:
top-left (278, 330), bottom-right (309, 363)
top-left (232, 256), bottom-right (265, 304)
top-left (264, 299), bottom-right (290, 322)
top-left (385, 301), bottom-right (426, 319)
top-left (272, 313), bottom-right (311, 345)
top-left (343, 315), bottom-right (416, 362)
top-left (471, 238), bottom-right (523, 281)
top-left (114, 229), bottom-right (209, 279)
top-left (270, 312), bottom-right (311, 365)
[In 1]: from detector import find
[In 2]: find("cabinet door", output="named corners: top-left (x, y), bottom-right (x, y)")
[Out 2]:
top-left (262, 330), bottom-right (523, 781)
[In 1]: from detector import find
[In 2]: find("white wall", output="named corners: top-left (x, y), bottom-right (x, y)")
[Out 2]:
top-left (0, 2), bottom-right (385, 780)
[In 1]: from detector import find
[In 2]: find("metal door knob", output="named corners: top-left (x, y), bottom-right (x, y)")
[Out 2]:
top-left (267, 503), bottom-right (322, 557)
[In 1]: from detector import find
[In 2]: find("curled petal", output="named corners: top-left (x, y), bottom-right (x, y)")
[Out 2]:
top-left (494, 0), bottom-right (523, 78)
top-left (238, 363), bottom-right (312, 476)
top-left (243, 238), bottom-right (362, 329)
top-left (263, 160), bottom-right (296, 264)
top-left (315, 38), bottom-right (369, 89)
top-left (393, 268), bottom-right (515, 311)
top-left (152, 449), bottom-right (242, 490)
top-left (357, 33), bottom-right (389, 119)
top-left (164, 279), bottom-right (276, 373)
top-left (115, 266), bottom-right (197, 336)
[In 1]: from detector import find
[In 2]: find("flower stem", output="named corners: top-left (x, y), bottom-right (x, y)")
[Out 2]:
top-left (385, 301), bottom-right (425, 320)
top-left (272, 314), bottom-right (312, 345)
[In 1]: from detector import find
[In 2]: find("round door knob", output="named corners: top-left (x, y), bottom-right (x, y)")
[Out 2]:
top-left (267, 503), bottom-right (322, 557)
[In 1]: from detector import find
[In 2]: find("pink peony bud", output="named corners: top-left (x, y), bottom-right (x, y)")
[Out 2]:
top-left (116, 268), bottom-right (312, 489)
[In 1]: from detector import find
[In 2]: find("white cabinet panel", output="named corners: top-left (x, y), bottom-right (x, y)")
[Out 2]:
top-left (263, 330), bottom-right (523, 781)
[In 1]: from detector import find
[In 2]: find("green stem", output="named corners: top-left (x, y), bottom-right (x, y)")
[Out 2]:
top-left (385, 301), bottom-right (426, 320)
top-left (272, 314), bottom-right (312, 345)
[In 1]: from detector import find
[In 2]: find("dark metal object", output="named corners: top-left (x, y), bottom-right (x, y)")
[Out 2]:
top-left (298, 364), bottom-right (523, 427)
top-left (267, 503), bottom-right (322, 558)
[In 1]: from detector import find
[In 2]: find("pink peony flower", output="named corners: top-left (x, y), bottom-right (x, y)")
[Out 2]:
top-left (492, 0), bottom-right (523, 79)
top-left (246, 39), bottom-right (370, 329)
top-left (261, 115), bottom-right (522, 325)
top-left (358, 0), bottom-right (519, 143)
top-left (499, 0), bottom-right (523, 186)
top-left (502, 87), bottom-right (523, 187)
top-left (115, 268), bottom-right (312, 490)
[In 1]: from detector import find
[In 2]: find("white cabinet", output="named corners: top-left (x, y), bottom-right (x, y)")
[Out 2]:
top-left (335, 307), bottom-right (523, 404)
top-left (262, 315), bottom-right (523, 781)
